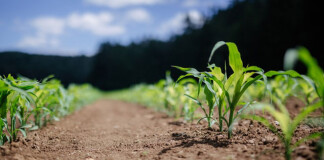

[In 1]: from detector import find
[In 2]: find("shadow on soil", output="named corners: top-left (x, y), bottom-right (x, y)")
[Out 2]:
top-left (158, 131), bottom-right (229, 155)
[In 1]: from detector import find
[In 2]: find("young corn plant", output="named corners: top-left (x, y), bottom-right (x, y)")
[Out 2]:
top-left (241, 47), bottom-right (323, 160)
top-left (269, 74), bottom-right (319, 105)
top-left (269, 75), bottom-right (298, 102)
top-left (33, 78), bottom-right (71, 129)
top-left (297, 79), bottom-right (319, 105)
top-left (285, 47), bottom-right (324, 159)
top-left (0, 79), bottom-right (9, 145)
top-left (161, 71), bottom-right (198, 119)
top-left (284, 47), bottom-right (323, 107)
top-left (182, 81), bottom-right (199, 122)
top-left (163, 71), bottom-right (183, 118)
top-left (0, 75), bottom-right (36, 143)
top-left (175, 41), bottom-right (300, 138)
top-left (0, 75), bottom-right (101, 146)
top-left (242, 97), bottom-right (323, 160)
top-left (242, 80), bottom-right (266, 102)
top-left (0, 118), bottom-right (6, 145)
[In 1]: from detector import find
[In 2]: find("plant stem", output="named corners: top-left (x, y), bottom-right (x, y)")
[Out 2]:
top-left (218, 105), bottom-right (223, 131)
top-left (228, 108), bottom-right (234, 139)
top-left (284, 140), bottom-right (291, 160)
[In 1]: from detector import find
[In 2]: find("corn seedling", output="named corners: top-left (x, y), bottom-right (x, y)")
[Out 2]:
top-left (175, 41), bottom-right (300, 138)
top-left (284, 47), bottom-right (324, 107)
top-left (182, 82), bottom-right (199, 122)
top-left (0, 75), bottom-right (101, 146)
top-left (242, 96), bottom-right (323, 160)
top-left (284, 47), bottom-right (324, 159)
top-left (242, 80), bottom-right (266, 102)
top-left (0, 75), bottom-right (36, 142)
top-left (164, 71), bottom-right (198, 120)
top-left (163, 71), bottom-right (183, 118)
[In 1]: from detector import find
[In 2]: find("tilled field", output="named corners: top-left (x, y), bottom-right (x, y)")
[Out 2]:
top-left (0, 99), bottom-right (322, 160)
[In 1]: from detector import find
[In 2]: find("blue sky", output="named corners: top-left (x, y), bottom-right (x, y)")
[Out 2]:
top-left (0, 0), bottom-right (231, 56)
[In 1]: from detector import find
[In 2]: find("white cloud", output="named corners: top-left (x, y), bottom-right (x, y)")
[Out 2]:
top-left (182, 0), bottom-right (231, 9)
top-left (125, 8), bottom-right (151, 23)
top-left (66, 12), bottom-right (125, 36)
top-left (31, 17), bottom-right (65, 35)
top-left (84, 0), bottom-right (162, 8)
top-left (159, 13), bottom-right (184, 35)
top-left (18, 12), bottom-right (126, 49)
top-left (18, 34), bottom-right (60, 48)
top-left (158, 10), bottom-right (203, 36)
top-left (182, 0), bottom-right (198, 7)
top-left (17, 17), bottom-right (64, 48)
top-left (187, 10), bottom-right (204, 26)
top-left (214, 0), bottom-right (231, 9)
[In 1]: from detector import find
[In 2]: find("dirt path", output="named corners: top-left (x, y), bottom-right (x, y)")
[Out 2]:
top-left (0, 99), bottom-right (321, 160)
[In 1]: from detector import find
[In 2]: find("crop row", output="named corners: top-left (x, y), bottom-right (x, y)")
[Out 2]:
top-left (108, 42), bottom-right (323, 160)
top-left (0, 75), bottom-right (101, 146)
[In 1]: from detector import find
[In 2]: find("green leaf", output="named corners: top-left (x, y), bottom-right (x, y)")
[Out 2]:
top-left (197, 117), bottom-right (207, 124)
top-left (173, 66), bottom-right (200, 75)
top-left (175, 73), bottom-right (193, 84)
top-left (17, 81), bottom-right (37, 90)
top-left (19, 129), bottom-right (27, 137)
top-left (242, 72), bottom-right (255, 84)
top-left (208, 41), bottom-right (226, 64)
top-left (184, 94), bottom-right (202, 106)
top-left (29, 126), bottom-right (39, 131)
top-left (292, 132), bottom-right (323, 150)
top-left (284, 49), bottom-right (299, 70)
top-left (221, 117), bottom-right (229, 127)
top-left (204, 82), bottom-right (215, 109)
top-left (209, 66), bottom-right (224, 81)
top-left (234, 101), bottom-right (252, 120)
top-left (241, 114), bottom-right (278, 134)
top-left (20, 124), bottom-right (32, 129)
top-left (185, 94), bottom-right (207, 116)
top-left (243, 66), bottom-right (263, 72)
top-left (291, 101), bottom-right (322, 133)
top-left (265, 106), bottom-right (290, 136)
top-left (197, 74), bottom-right (204, 97)
top-left (265, 70), bottom-right (301, 78)
top-left (300, 75), bottom-right (320, 97)
top-left (299, 47), bottom-right (324, 98)
top-left (8, 86), bottom-right (36, 107)
top-left (226, 42), bottom-right (243, 73)
top-left (42, 75), bottom-right (55, 83)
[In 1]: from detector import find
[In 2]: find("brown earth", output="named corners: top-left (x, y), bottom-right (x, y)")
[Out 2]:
top-left (0, 99), bottom-right (323, 160)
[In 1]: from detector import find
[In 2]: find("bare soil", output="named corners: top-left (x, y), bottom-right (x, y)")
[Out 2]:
top-left (0, 99), bottom-right (323, 160)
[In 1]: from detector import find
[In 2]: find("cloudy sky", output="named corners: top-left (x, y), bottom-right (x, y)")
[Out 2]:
top-left (0, 0), bottom-right (231, 56)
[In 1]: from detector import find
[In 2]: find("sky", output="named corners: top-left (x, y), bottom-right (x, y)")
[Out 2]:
top-left (0, 0), bottom-right (231, 56)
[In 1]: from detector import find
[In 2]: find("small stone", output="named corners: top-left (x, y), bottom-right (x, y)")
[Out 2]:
top-left (274, 121), bottom-right (280, 125)
top-left (248, 139), bottom-right (255, 144)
